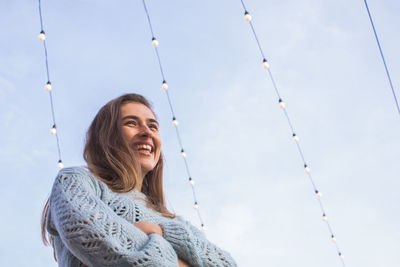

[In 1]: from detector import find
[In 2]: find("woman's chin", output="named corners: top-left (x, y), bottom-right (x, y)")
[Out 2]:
top-left (139, 162), bottom-right (155, 175)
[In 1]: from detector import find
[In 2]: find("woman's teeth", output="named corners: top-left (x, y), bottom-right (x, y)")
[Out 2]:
top-left (135, 144), bottom-right (152, 152)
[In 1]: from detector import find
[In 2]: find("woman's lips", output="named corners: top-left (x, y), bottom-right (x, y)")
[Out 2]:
top-left (135, 150), bottom-right (153, 157)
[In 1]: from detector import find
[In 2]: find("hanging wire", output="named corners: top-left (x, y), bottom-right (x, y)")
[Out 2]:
top-left (141, 0), bottom-right (205, 230)
top-left (239, 0), bottom-right (346, 265)
top-left (362, 0), bottom-right (400, 116)
top-left (38, 0), bottom-right (63, 169)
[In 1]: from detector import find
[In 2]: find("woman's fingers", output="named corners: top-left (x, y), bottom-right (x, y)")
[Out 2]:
top-left (178, 258), bottom-right (191, 267)
top-left (134, 221), bottom-right (163, 236)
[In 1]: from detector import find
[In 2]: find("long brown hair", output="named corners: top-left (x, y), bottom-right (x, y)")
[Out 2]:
top-left (41, 93), bottom-right (176, 259)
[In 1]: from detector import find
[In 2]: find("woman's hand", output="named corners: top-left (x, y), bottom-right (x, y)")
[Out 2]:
top-left (134, 221), bottom-right (163, 236)
top-left (134, 221), bottom-right (192, 267)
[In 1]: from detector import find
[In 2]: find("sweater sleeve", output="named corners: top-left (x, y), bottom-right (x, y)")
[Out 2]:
top-left (48, 167), bottom-right (179, 267)
top-left (159, 217), bottom-right (237, 267)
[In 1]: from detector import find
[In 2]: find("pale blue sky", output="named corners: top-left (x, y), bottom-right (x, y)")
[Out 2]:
top-left (0, 0), bottom-right (399, 266)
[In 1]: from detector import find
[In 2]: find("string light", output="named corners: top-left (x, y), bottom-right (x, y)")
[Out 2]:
top-left (331, 235), bottom-right (337, 243)
top-left (278, 98), bottom-right (285, 109)
top-left (50, 124), bottom-right (57, 135)
top-left (304, 164), bottom-right (310, 173)
top-left (141, 0), bottom-right (205, 230)
top-left (363, 0), bottom-right (400, 117)
top-left (151, 37), bottom-right (159, 47)
top-left (162, 80), bottom-right (168, 90)
top-left (38, 0), bottom-right (63, 170)
top-left (172, 117), bottom-right (179, 126)
top-left (194, 202), bottom-right (199, 209)
top-left (38, 30), bottom-right (46, 40)
top-left (339, 252), bottom-right (344, 259)
top-left (292, 133), bottom-right (299, 142)
top-left (244, 11), bottom-right (252, 22)
top-left (45, 81), bottom-right (52, 91)
top-left (262, 58), bottom-right (270, 69)
top-left (239, 0), bottom-right (346, 264)
top-left (180, 149), bottom-right (187, 158)
top-left (57, 160), bottom-right (63, 169)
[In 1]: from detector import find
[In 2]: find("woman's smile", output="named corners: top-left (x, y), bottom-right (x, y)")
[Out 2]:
top-left (133, 142), bottom-right (154, 156)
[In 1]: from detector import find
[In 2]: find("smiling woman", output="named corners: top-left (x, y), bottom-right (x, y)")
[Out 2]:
top-left (41, 93), bottom-right (237, 267)
top-left (120, 102), bottom-right (162, 186)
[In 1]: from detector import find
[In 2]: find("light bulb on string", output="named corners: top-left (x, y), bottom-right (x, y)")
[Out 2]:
top-left (237, 2), bottom-right (347, 263)
top-left (292, 133), bottom-right (299, 142)
top-left (57, 160), bottom-right (63, 169)
top-left (50, 124), bottom-right (57, 135)
top-left (189, 177), bottom-right (195, 185)
top-left (331, 235), bottom-right (336, 243)
top-left (38, 31), bottom-right (46, 41)
top-left (152, 37), bottom-right (159, 47)
top-left (181, 149), bottom-right (187, 158)
top-left (45, 81), bottom-right (52, 91)
top-left (194, 202), bottom-right (199, 210)
top-left (201, 224), bottom-right (206, 231)
top-left (339, 253), bottom-right (344, 259)
top-left (172, 117), bottom-right (179, 126)
top-left (162, 80), bottom-right (168, 90)
top-left (304, 164), bottom-right (310, 173)
top-left (244, 11), bottom-right (252, 22)
top-left (262, 58), bottom-right (270, 69)
top-left (279, 98), bottom-right (285, 108)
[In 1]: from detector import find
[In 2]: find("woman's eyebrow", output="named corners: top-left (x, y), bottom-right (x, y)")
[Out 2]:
top-left (122, 115), bottom-right (139, 121)
top-left (122, 115), bottom-right (159, 125)
top-left (148, 118), bottom-right (159, 126)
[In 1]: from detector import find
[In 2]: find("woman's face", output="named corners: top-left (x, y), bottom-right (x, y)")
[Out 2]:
top-left (120, 102), bottom-right (161, 176)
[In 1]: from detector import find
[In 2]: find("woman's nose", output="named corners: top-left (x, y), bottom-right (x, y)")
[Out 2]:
top-left (139, 125), bottom-right (152, 137)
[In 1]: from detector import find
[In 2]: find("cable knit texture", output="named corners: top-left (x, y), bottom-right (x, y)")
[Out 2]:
top-left (46, 166), bottom-right (237, 267)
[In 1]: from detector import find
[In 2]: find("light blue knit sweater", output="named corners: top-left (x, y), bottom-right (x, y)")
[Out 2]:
top-left (46, 166), bottom-right (237, 267)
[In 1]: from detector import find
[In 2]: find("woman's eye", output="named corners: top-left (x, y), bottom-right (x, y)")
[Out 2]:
top-left (126, 120), bottom-right (137, 126)
top-left (149, 124), bottom-right (158, 130)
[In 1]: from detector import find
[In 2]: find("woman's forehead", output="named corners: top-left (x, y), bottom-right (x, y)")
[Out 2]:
top-left (121, 102), bottom-right (156, 119)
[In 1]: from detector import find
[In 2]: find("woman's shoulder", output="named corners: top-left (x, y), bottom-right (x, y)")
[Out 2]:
top-left (53, 165), bottom-right (102, 191)
top-left (57, 165), bottom-right (91, 177)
